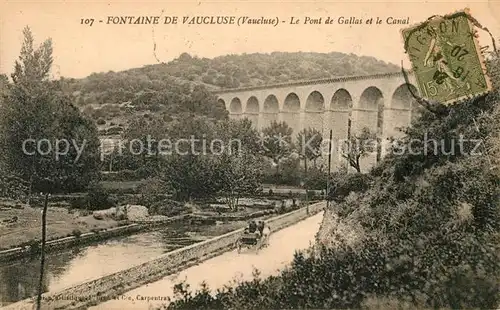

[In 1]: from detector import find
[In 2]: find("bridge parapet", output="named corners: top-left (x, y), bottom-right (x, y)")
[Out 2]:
top-left (213, 71), bottom-right (414, 95)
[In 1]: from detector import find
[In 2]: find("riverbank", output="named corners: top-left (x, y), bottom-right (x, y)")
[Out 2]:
top-left (3, 202), bottom-right (325, 310)
top-left (0, 209), bottom-right (278, 263)
top-left (0, 204), bottom-right (120, 251)
top-left (0, 215), bottom-right (189, 263)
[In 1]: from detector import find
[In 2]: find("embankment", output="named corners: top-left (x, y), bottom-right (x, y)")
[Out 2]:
top-left (0, 215), bottom-right (188, 263)
top-left (0, 207), bottom-right (283, 263)
top-left (4, 201), bottom-right (325, 310)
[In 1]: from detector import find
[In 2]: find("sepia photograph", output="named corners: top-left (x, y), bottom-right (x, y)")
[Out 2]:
top-left (0, 1), bottom-right (499, 309)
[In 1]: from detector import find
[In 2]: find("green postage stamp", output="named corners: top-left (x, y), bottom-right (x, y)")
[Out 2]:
top-left (401, 8), bottom-right (492, 105)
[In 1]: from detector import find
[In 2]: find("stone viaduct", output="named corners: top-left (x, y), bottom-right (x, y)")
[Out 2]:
top-left (214, 71), bottom-right (420, 171)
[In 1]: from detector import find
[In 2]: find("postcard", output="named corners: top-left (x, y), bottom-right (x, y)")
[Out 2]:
top-left (0, 1), bottom-right (499, 309)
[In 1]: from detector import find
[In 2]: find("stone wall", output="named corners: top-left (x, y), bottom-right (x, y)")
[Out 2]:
top-left (0, 215), bottom-right (187, 263)
top-left (4, 202), bottom-right (325, 310)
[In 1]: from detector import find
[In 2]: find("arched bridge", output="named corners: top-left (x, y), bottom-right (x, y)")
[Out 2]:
top-left (215, 71), bottom-right (420, 170)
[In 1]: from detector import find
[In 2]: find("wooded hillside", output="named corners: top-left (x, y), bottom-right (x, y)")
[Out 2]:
top-left (57, 51), bottom-right (399, 135)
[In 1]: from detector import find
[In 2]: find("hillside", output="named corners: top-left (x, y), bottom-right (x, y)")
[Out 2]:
top-left (162, 56), bottom-right (500, 309)
top-left (62, 52), bottom-right (399, 136)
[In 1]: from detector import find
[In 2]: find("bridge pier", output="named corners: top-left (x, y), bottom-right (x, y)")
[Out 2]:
top-left (282, 111), bottom-right (301, 138)
top-left (244, 112), bottom-right (260, 129)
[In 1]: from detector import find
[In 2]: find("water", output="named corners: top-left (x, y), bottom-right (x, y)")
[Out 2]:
top-left (0, 228), bottom-right (199, 306)
top-left (93, 212), bottom-right (324, 310)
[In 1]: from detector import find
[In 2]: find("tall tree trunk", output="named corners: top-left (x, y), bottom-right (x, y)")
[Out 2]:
top-left (27, 174), bottom-right (33, 206)
top-left (36, 192), bottom-right (49, 310)
top-left (304, 157), bottom-right (308, 176)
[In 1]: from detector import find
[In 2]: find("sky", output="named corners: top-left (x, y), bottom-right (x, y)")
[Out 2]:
top-left (1, 0), bottom-right (499, 79)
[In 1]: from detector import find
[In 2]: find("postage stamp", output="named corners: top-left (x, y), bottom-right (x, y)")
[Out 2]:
top-left (401, 8), bottom-right (493, 105)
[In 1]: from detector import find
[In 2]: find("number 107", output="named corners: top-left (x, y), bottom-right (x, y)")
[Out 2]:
top-left (80, 18), bottom-right (94, 26)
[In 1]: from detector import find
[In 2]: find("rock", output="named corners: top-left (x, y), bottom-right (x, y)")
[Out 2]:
top-left (93, 205), bottom-right (148, 221)
top-left (123, 205), bottom-right (149, 221)
top-left (93, 212), bottom-right (104, 220)
top-left (93, 207), bottom-right (118, 220)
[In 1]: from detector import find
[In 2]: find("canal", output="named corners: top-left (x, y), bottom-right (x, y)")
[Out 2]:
top-left (0, 226), bottom-right (200, 307)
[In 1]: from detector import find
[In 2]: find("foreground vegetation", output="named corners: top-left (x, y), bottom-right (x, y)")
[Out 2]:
top-left (162, 55), bottom-right (500, 309)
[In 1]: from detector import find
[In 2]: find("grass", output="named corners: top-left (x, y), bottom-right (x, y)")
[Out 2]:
top-left (0, 203), bottom-right (118, 250)
top-left (100, 180), bottom-right (145, 190)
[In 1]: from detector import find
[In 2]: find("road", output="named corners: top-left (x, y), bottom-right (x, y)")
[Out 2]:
top-left (91, 211), bottom-right (324, 310)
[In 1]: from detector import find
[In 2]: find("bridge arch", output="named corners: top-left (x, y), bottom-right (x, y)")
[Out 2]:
top-left (263, 94), bottom-right (279, 128)
top-left (263, 94), bottom-right (279, 112)
top-left (387, 83), bottom-right (422, 138)
top-left (391, 83), bottom-right (418, 110)
top-left (218, 98), bottom-right (226, 109)
top-left (283, 93), bottom-right (300, 112)
top-left (359, 86), bottom-right (384, 110)
top-left (282, 93), bottom-right (301, 136)
top-left (304, 91), bottom-right (325, 133)
top-left (246, 96), bottom-right (259, 113)
top-left (229, 98), bottom-right (242, 113)
top-left (330, 89), bottom-right (353, 109)
top-left (305, 91), bottom-right (325, 111)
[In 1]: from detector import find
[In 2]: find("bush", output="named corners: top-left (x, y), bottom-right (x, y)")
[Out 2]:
top-left (100, 170), bottom-right (141, 182)
top-left (0, 171), bottom-right (29, 201)
top-left (149, 199), bottom-right (186, 217)
top-left (72, 229), bottom-right (82, 238)
top-left (328, 172), bottom-right (372, 203)
top-left (137, 177), bottom-right (167, 207)
top-left (96, 118), bottom-right (106, 125)
top-left (106, 126), bottom-right (123, 135)
top-left (304, 167), bottom-right (329, 190)
top-left (85, 184), bottom-right (116, 210)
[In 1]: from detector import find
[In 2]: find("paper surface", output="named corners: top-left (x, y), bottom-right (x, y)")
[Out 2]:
top-left (0, 1), bottom-right (498, 309)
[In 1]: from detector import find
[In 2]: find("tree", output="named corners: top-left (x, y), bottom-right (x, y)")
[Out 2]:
top-left (0, 27), bottom-right (101, 195)
top-left (0, 74), bottom-right (9, 97)
top-left (212, 119), bottom-right (264, 210)
top-left (215, 118), bottom-right (261, 155)
top-left (341, 127), bottom-right (377, 173)
top-left (186, 85), bottom-right (228, 119)
top-left (215, 152), bottom-right (263, 211)
top-left (123, 115), bottom-right (169, 169)
top-left (158, 116), bottom-right (220, 201)
top-left (0, 27), bottom-right (100, 310)
top-left (296, 128), bottom-right (323, 175)
top-left (162, 153), bottom-right (220, 201)
top-left (261, 121), bottom-right (293, 175)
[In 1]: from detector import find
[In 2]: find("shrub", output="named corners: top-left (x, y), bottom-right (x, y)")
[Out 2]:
top-left (304, 167), bottom-right (329, 190)
top-left (149, 199), bottom-right (186, 217)
top-left (96, 118), bottom-right (106, 125)
top-left (85, 184), bottom-right (116, 210)
top-left (137, 177), bottom-right (167, 207)
top-left (100, 170), bottom-right (141, 182)
top-left (328, 172), bottom-right (372, 203)
top-left (72, 229), bottom-right (82, 238)
top-left (0, 171), bottom-right (29, 201)
top-left (69, 196), bottom-right (88, 209)
top-left (106, 126), bottom-right (123, 135)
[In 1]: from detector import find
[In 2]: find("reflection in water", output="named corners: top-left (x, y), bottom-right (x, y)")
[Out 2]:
top-left (0, 228), bottom-right (198, 306)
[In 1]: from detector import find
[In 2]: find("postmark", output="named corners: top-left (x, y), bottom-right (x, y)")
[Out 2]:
top-left (401, 8), bottom-right (492, 105)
